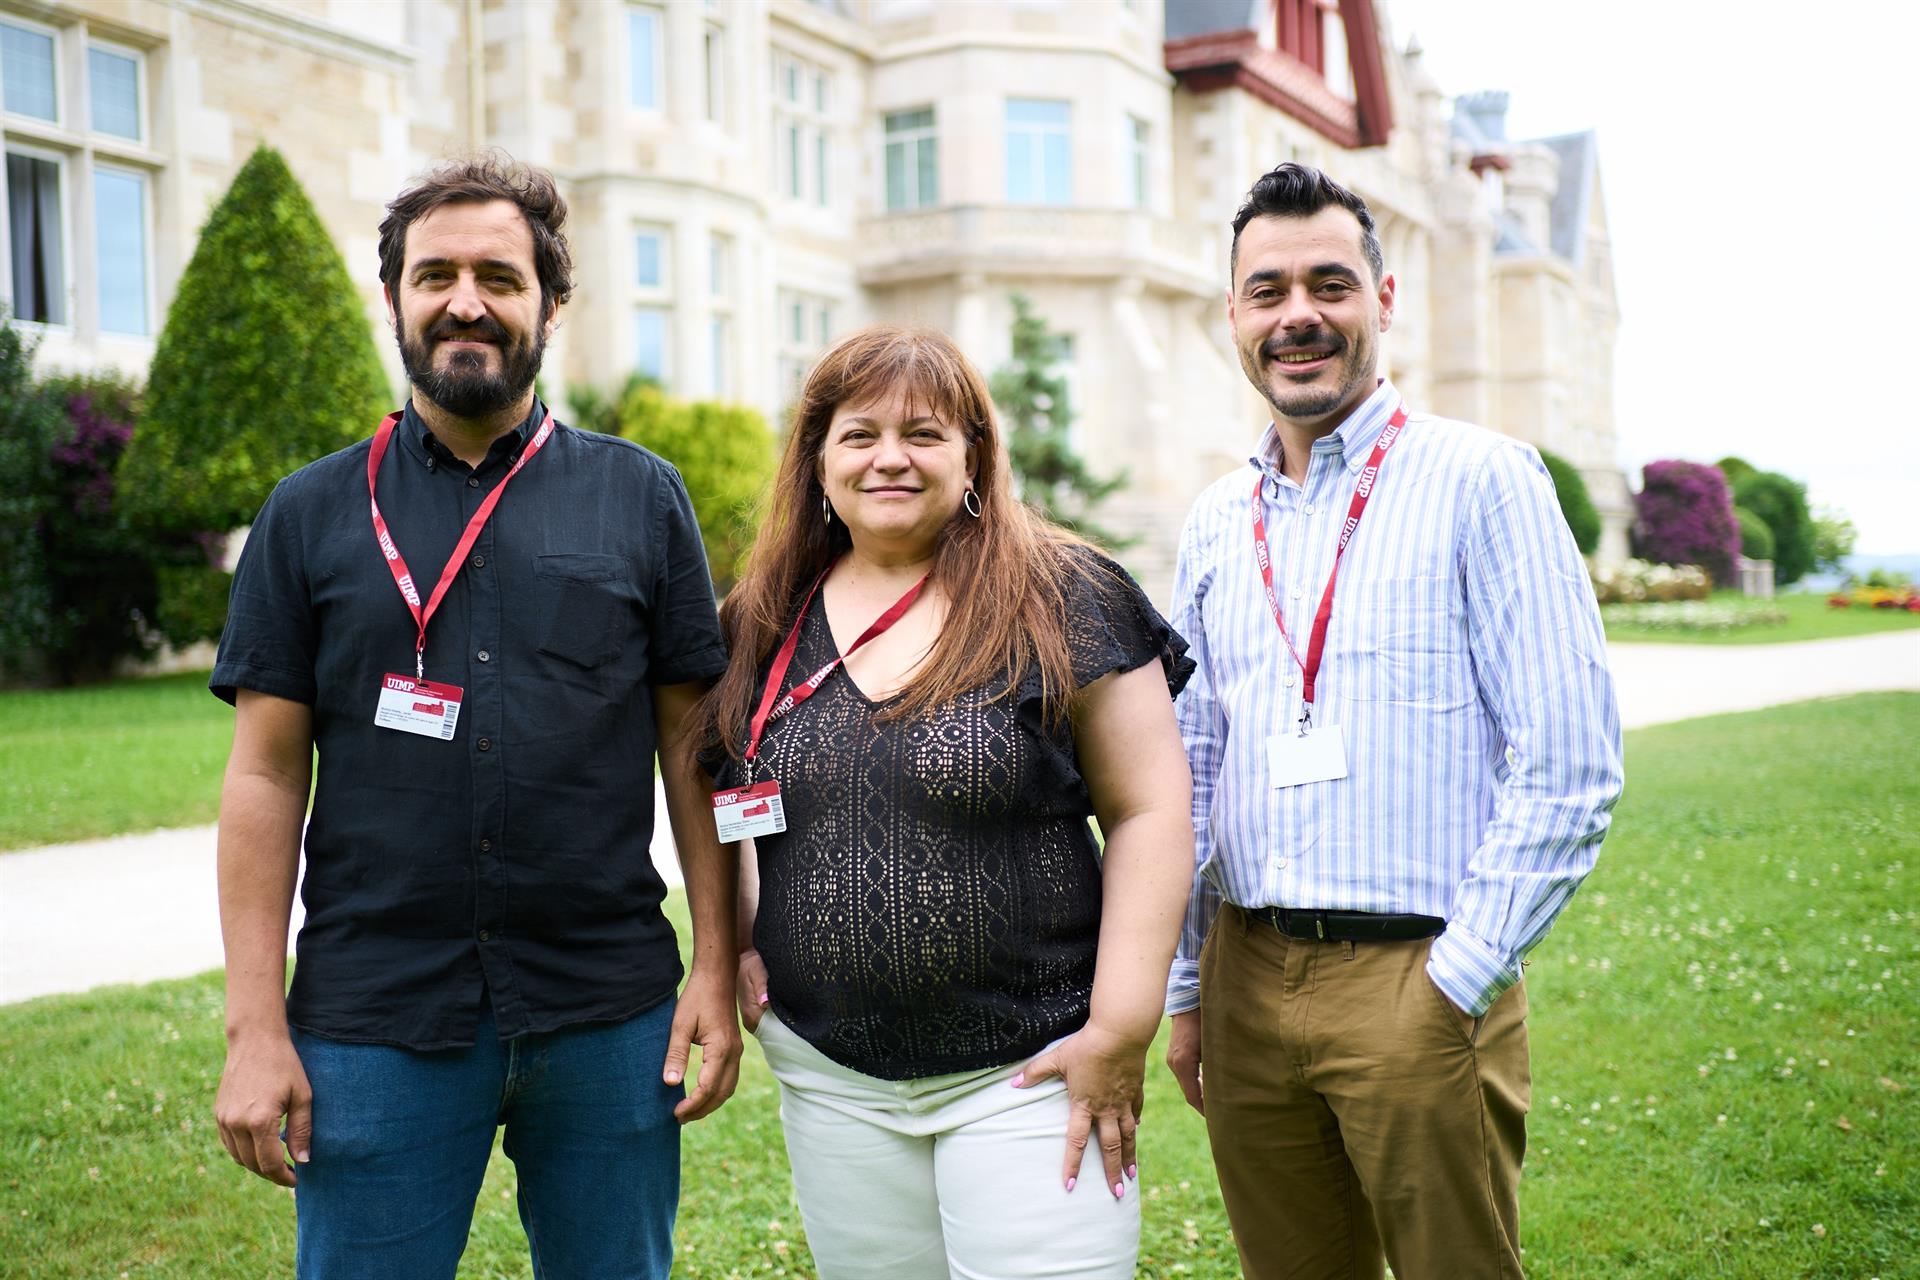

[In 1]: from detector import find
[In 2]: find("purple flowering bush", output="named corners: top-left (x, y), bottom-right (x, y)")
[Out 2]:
top-left (1631, 460), bottom-right (1742, 587)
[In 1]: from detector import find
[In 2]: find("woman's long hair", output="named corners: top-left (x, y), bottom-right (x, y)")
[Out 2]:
top-left (691, 325), bottom-right (1096, 768)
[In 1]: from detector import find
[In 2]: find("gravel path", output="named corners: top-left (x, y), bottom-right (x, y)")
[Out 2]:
top-left (4, 631), bottom-right (1915, 1004)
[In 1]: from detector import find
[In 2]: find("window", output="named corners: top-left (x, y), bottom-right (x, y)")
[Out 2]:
top-left (6, 150), bottom-right (65, 324)
top-left (89, 44), bottom-right (142, 141)
top-left (704, 24), bottom-right (726, 124)
top-left (708, 232), bottom-right (730, 296)
top-left (94, 166), bottom-right (147, 334)
top-left (884, 108), bottom-right (938, 211)
top-left (1127, 116), bottom-right (1149, 210)
top-left (773, 51), bottom-right (832, 207)
top-left (777, 287), bottom-right (835, 400)
top-left (634, 227), bottom-right (668, 289)
top-left (1, 20), bottom-right (58, 122)
top-left (1005, 99), bottom-right (1071, 205)
top-left (709, 315), bottom-right (729, 397)
top-left (634, 309), bottom-right (669, 383)
top-left (628, 6), bottom-right (662, 110)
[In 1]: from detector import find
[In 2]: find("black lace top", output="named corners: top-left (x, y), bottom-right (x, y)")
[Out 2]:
top-left (714, 551), bottom-right (1192, 1079)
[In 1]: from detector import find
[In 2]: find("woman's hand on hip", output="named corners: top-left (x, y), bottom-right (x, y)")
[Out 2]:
top-left (1013, 1021), bottom-right (1146, 1198)
top-left (737, 948), bottom-right (770, 1033)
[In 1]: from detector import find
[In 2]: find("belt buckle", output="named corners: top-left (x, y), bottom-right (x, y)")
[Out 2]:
top-left (1314, 914), bottom-right (1327, 940)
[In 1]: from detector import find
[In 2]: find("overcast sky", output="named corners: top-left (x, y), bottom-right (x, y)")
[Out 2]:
top-left (1383, 0), bottom-right (1918, 554)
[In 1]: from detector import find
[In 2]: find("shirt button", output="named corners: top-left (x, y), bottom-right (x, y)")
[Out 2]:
top-left (1290, 588), bottom-right (1303, 600)
top-left (1305, 502), bottom-right (1317, 514)
top-left (477, 649), bottom-right (490, 662)
top-left (1283, 673), bottom-right (1296, 687)
top-left (467, 475), bottom-right (480, 488)
top-left (478, 929), bottom-right (491, 941)
top-left (1278, 858), bottom-right (1289, 869)
top-left (471, 554), bottom-right (485, 569)
top-left (478, 738), bottom-right (491, 752)
top-left (480, 838), bottom-right (492, 852)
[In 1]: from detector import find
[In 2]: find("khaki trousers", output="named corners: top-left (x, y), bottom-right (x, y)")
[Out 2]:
top-left (1200, 905), bottom-right (1531, 1280)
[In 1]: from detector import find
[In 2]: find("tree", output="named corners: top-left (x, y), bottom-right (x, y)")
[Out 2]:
top-left (1715, 455), bottom-right (1758, 490)
top-left (1631, 460), bottom-right (1741, 587)
top-left (568, 375), bottom-right (775, 591)
top-left (1811, 507), bottom-right (1858, 577)
top-left (1536, 447), bottom-right (1600, 556)
top-left (1732, 504), bottom-right (1775, 563)
top-left (988, 293), bottom-right (1129, 547)
top-left (120, 146), bottom-right (390, 536)
top-left (1731, 469), bottom-right (1814, 586)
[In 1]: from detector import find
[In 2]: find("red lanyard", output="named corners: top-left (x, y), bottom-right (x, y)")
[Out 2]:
top-left (1251, 405), bottom-right (1407, 727)
top-left (367, 408), bottom-right (555, 678)
top-left (743, 564), bottom-right (928, 768)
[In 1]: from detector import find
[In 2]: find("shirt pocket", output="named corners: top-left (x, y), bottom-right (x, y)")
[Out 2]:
top-left (1330, 575), bottom-right (1474, 707)
top-left (533, 553), bottom-right (628, 669)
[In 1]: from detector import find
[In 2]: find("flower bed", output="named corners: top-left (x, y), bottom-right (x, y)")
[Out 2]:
top-left (1827, 586), bottom-right (1920, 612)
top-left (1592, 559), bottom-right (1712, 604)
top-left (1599, 599), bottom-right (1791, 634)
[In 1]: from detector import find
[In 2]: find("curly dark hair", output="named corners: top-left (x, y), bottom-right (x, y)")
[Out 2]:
top-left (1230, 162), bottom-right (1383, 283)
top-left (377, 152), bottom-right (574, 315)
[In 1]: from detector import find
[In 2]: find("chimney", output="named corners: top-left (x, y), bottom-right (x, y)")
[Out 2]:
top-left (1456, 90), bottom-right (1509, 142)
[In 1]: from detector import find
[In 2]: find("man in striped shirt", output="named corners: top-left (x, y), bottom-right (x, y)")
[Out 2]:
top-left (1163, 163), bottom-right (1622, 1279)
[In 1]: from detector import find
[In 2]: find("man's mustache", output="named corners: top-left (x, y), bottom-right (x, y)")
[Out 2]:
top-left (1263, 331), bottom-right (1344, 359)
top-left (428, 315), bottom-right (512, 346)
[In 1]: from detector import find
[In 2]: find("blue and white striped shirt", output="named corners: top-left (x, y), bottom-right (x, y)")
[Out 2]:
top-left (1167, 380), bottom-right (1623, 1017)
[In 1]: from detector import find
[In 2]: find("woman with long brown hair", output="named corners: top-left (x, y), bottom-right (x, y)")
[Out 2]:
top-left (692, 325), bottom-right (1194, 1278)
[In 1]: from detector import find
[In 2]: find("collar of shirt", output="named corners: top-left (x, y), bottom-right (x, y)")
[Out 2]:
top-left (397, 396), bottom-right (546, 476)
top-left (1250, 378), bottom-right (1400, 488)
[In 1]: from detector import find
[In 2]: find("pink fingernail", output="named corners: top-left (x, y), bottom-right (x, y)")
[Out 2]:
top-left (1008, 1073), bottom-right (1025, 1088)
top-left (1113, 1182), bottom-right (1125, 1199)
top-left (758, 993), bottom-right (769, 1005)
top-left (1126, 1163), bottom-right (1137, 1181)
top-left (1065, 1177), bottom-right (1076, 1192)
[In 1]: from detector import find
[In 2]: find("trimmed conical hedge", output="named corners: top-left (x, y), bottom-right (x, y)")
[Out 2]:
top-left (1537, 447), bottom-right (1600, 556)
top-left (121, 146), bottom-right (390, 532)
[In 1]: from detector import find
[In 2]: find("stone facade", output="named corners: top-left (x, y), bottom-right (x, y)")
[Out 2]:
top-left (1, 0), bottom-right (1628, 595)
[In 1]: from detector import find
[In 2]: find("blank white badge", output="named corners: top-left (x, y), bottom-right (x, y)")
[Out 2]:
top-left (1266, 723), bottom-right (1349, 788)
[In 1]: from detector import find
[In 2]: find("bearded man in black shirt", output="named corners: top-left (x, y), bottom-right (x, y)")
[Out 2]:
top-left (207, 156), bottom-right (739, 1279)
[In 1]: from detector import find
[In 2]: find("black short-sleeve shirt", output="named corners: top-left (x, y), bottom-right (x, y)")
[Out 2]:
top-left (212, 400), bottom-right (728, 1049)
top-left (715, 550), bottom-right (1192, 1079)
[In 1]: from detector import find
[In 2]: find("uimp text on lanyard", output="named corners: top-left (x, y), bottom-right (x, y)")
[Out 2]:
top-left (710, 562), bottom-right (926, 841)
top-left (1251, 404), bottom-right (1407, 736)
top-left (366, 407), bottom-right (554, 742)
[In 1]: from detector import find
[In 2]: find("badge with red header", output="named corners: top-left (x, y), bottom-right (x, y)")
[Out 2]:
top-left (712, 780), bottom-right (786, 841)
top-left (374, 672), bottom-right (464, 740)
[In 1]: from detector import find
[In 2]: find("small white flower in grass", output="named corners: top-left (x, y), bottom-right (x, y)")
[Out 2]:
top-left (1811, 1224), bottom-right (1826, 1238)
top-left (1716, 1115), bottom-right (1727, 1124)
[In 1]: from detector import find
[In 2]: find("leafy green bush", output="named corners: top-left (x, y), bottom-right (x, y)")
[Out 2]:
top-left (119, 145), bottom-right (390, 536)
top-left (1732, 470), bottom-right (1814, 586)
top-left (1733, 504), bottom-right (1775, 563)
top-left (568, 376), bottom-right (775, 590)
top-left (0, 316), bottom-right (58, 678)
top-left (1537, 447), bottom-right (1600, 556)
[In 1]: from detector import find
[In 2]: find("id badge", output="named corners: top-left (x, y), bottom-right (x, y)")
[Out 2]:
top-left (712, 780), bottom-right (787, 841)
top-left (374, 673), bottom-right (464, 740)
top-left (1266, 723), bottom-right (1348, 788)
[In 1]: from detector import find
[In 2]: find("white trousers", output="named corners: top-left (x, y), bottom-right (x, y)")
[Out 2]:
top-left (754, 1012), bottom-right (1140, 1280)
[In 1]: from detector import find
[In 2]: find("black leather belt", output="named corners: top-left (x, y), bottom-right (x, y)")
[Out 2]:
top-left (1243, 905), bottom-right (1445, 942)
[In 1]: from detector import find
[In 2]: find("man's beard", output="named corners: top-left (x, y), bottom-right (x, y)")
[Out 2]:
top-left (398, 311), bottom-right (545, 419)
top-left (1243, 328), bottom-right (1372, 422)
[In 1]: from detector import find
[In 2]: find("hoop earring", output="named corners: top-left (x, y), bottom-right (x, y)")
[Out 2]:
top-left (963, 487), bottom-right (983, 519)
top-left (822, 494), bottom-right (834, 525)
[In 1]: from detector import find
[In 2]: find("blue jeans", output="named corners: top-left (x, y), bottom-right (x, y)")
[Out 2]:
top-left (290, 996), bottom-right (681, 1279)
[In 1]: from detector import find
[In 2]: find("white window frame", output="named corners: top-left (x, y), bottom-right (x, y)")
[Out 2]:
top-left (883, 107), bottom-right (938, 212)
top-left (708, 313), bottom-right (730, 398)
top-left (633, 224), bottom-right (670, 292)
top-left (86, 38), bottom-right (146, 144)
top-left (1005, 99), bottom-right (1072, 206)
top-left (4, 141), bottom-right (72, 329)
top-left (703, 21), bottom-right (726, 126)
top-left (626, 4), bottom-right (664, 113)
top-left (0, 14), bottom-right (61, 126)
top-left (776, 286), bottom-right (835, 402)
top-left (1126, 114), bottom-right (1149, 211)
top-left (772, 49), bottom-right (833, 208)
top-left (633, 307), bottom-right (671, 386)
top-left (92, 160), bottom-right (151, 336)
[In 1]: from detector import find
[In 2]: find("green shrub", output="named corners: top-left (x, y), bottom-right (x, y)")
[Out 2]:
top-left (1537, 447), bottom-right (1600, 556)
top-left (1733, 504), bottom-right (1775, 563)
top-left (1732, 470), bottom-right (1814, 586)
top-left (569, 376), bottom-right (775, 590)
top-left (0, 316), bottom-right (58, 678)
top-left (119, 145), bottom-right (389, 536)
top-left (1715, 455), bottom-right (1758, 490)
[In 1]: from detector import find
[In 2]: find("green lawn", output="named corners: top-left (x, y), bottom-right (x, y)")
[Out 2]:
top-left (0, 672), bottom-right (233, 850)
top-left (2, 695), bottom-right (1916, 1278)
top-left (1605, 589), bottom-right (1920, 645)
